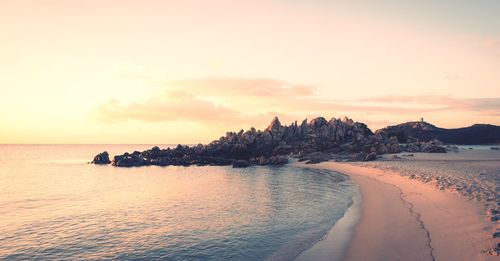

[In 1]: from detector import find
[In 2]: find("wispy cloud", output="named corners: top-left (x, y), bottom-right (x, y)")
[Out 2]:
top-left (151, 77), bottom-right (316, 98)
top-left (93, 90), bottom-right (242, 123)
top-left (360, 95), bottom-right (455, 104)
top-left (444, 74), bottom-right (460, 81)
top-left (283, 98), bottom-right (447, 114)
top-left (360, 95), bottom-right (500, 115)
top-left (92, 88), bottom-right (303, 127)
top-left (93, 77), bottom-right (499, 129)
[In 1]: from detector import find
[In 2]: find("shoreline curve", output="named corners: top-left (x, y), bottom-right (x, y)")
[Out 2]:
top-left (294, 161), bottom-right (497, 261)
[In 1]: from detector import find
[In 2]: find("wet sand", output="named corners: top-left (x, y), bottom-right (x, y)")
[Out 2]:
top-left (295, 149), bottom-right (499, 261)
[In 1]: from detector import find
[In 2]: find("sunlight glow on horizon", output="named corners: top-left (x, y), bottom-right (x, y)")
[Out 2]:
top-left (0, 0), bottom-right (498, 144)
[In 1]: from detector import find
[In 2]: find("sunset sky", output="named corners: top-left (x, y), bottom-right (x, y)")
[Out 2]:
top-left (1, 0), bottom-right (499, 144)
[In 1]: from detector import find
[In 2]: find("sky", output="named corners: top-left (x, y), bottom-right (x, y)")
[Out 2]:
top-left (0, 0), bottom-right (499, 144)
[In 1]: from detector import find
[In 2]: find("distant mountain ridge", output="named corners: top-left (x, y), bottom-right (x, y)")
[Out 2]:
top-left (376, 121), bottom-right (500, 145)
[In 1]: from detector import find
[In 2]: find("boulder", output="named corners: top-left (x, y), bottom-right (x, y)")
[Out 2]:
top-left (258, 156), bottom-right (269, 165)
top-left (351, 152), bottom-right (367, 161)
top-left (309, 117), bottom-right (328, 128)
top-left (364, 152), bottom-right (377, 161)
top-left (269, 155), bottom-right (288, 165)
top-left (302, 152), bottom-right (330, 164)
top-left (402, 141), bottom-right (446, 153)
top-left (266, 116), bottom-right (283, 132)
top-left (91, 151), bottom-right (111, 164)
top-left (232, 160), bottom-right (250, 168)
top-left (421, 143), bottom-right (446, 153)
top-left (112, 155), bottom-right (135, 167)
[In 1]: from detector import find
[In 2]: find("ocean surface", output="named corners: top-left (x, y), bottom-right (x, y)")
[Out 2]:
top-left (0, 145), bottom-right (357, 260)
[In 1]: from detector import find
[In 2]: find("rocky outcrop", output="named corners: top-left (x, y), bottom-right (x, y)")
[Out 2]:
top-left (91, 151), bottom-right (111, 164)
top-left (402, 139), bottom-right (446, 153)
top-left (92, 116), bottom-right (450, 167)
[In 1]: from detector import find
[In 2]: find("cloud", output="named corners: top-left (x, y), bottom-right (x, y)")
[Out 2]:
top-left (162, 77), bottom-right (447, 114)
top-left (158, 76), bottom-right (316, 98)
top-left (359, 95), bottom-right (500, 115)
top-left (94, 76), bottom-right (319, 125)
top-left (283, 98), bottom-right (447, 114)
top-left (457, 98), bottom-right (500, 113)
top-left (93, 77), bottom-right (499, 128)
top-left (362, 119), bottom-right (399, 126)
top-left (444, 74), bottom-right (460, 80)
top-left (93, 90), bottom-right (243, 123)
top-left (360, 95), bottom-right (455, 104)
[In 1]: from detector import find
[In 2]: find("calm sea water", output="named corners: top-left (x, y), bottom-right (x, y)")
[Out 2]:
top-left (0, 145), bottom-right (356, 260)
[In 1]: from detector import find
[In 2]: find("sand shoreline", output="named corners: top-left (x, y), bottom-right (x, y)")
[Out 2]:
top-left (295, 179), bottom-right (361, 261)
top-left (294, 151), bottom-right (498, 261)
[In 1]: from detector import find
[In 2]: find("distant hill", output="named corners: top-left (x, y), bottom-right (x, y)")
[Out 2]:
top-left (376, 121), bottom-right (500, 145)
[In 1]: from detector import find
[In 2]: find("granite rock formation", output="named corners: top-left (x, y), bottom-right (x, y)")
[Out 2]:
top-left (92, 116), bottom-right (449, 167)
top-left (91, 151), bottom-right (111, 164)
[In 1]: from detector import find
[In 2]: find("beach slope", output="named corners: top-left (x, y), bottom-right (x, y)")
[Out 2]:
top-left (296, 150), bottom-right (498, 261)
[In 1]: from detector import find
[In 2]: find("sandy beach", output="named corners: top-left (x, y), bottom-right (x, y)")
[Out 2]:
top-left (296, 148), bottom-right (499, 261)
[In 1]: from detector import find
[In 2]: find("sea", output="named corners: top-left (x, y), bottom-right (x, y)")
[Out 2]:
top-left (0, 145), bottom-right (357, 260)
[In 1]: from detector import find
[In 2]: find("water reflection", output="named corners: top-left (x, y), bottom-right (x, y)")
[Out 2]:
top-left (0, 145), bottom-right (355, 260)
